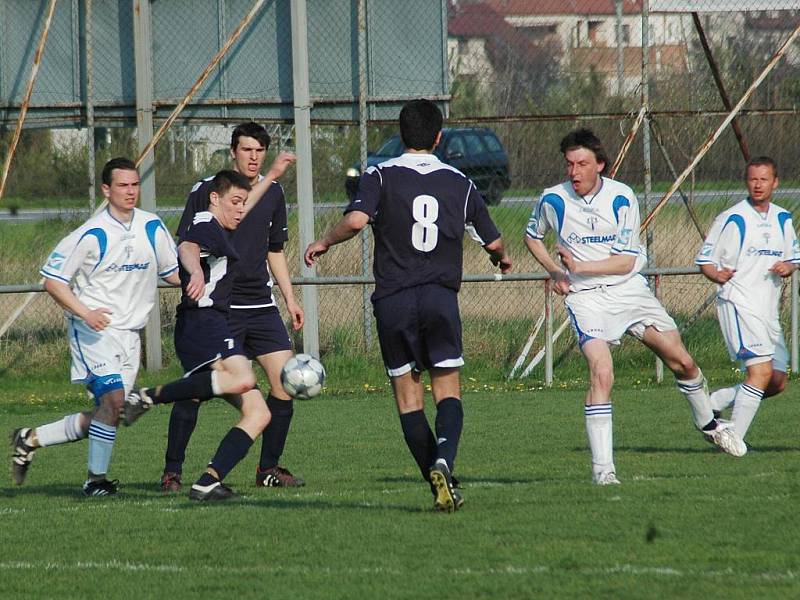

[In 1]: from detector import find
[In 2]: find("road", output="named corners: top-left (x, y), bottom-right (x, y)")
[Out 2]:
top-left (2, 188), bottom-right (799, 222)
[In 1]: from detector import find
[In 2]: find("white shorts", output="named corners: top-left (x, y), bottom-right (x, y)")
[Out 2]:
top-left (68, 317), bottom-right (141, 400)
top-left (565, 276), bottom-right (677, 346)
top-left (716, 299), bottom-right (788, 372)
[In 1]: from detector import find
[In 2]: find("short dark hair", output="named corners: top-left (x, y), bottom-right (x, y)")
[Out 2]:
top-left (210, 169), bottom-right (252, 197)
top-left (101, 157), bottom-right (138, 186)
top-left (560, 129), bottom-right (610, 174)
top-left (231, 122), bottom-right (271, 151)
top-left (745, 155), bottom-right (778, 178)
top-left (399, 99), bottom-right (443, 151)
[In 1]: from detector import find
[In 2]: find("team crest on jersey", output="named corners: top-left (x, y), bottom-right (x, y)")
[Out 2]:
top-left (585, 215), bottom-right (599, 230)
top-left (46, 252), bottom-right (66, 271)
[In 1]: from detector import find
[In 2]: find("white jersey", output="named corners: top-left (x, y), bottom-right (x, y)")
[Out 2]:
top-left (41, 207), bottom-right (178, 331)
top-left (526, 176), bottom-right (647, 291)
top-left (695, 199), bottom-right (800, 321)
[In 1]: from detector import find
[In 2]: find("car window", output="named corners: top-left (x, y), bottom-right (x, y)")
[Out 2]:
top-left (445, 135), bottom-right (466, 158)
top-left (376, 136), bottom-right (403, 157)
top-left (463, 132), bottom-right (486, 157)
top-left (481, 132), bottom-right (503, 153)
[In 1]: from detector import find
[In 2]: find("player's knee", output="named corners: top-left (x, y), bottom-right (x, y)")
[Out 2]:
top-left (231, 373), bottom-right (257, 395)
top-left (245, 403), bottom-right (270, 432)
top-left (591, 366), bottom-right (614, 391)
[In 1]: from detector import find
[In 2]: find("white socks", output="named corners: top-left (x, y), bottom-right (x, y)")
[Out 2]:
top-left (35, 413), bottom-right (86, 447)
top-left (709, 386), bottom-right (737, 413)
top-left (731, 383), bottom-right (764, 441)
top-left (676, 371), bottom-right (713, 429)
top-left (585, 404), bottom-right (614, 477)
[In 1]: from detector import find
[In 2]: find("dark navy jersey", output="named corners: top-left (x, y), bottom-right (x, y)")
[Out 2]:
top-left (346, 153), bottom-right (500, 300)
top-left (176, 176), bottom-right (288, 309)
top-left (177, 211), bottom-right (240, 313)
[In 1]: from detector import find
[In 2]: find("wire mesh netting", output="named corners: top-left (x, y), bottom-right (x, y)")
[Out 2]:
top-left (2, 0), bottom-right (799, 383)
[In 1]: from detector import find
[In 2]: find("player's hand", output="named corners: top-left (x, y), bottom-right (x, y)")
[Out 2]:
top-left (556, 245), bottom-right (577, 274)
top-left (550, 270), bottom-right (570, 296)
top-left (287, 298), bottom-right (304, 330)
top-left (713, 267), bottom-right (736, 284)
top-left (491, 253), bottom-right (512, 274)
top-left (769, 261), bottom-right (795, 278)
top-left (185, 271), bottom-right (205, 301)
top-left (266, 151), bottom-right (297, 181)
top-left (84, 307), bottom-right (112, 331)
top-left (304, 240), bottom-right (329, 266)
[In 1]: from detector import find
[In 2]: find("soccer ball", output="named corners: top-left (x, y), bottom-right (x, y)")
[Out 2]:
top-left (280, 353), bottom-right (326, 399)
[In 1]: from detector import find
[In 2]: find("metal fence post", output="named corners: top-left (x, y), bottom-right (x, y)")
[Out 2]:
top-left (358, 0), bottom-right (372, 351)
top-left (545, 279), bottom-right (553, 387)
top-left (84, 0), bottom-right (96, 211)
top-left (133, 0), bottom-right (162, 371)
top-left (792, 270), bottom-right (798, 373)
top-left (291, 0), bottom-right (320, 358)
top-left (641, 0), bottom-right (662, 382)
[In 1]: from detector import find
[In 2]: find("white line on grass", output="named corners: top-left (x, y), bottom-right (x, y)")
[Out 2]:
top-left (0, 561), bottom-right (795, 581)
top-left (0, 560), bottom-right (183, 573)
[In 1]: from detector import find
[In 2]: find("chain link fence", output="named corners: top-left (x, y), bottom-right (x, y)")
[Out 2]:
top-left (2, 0), bottom-right (799, 384)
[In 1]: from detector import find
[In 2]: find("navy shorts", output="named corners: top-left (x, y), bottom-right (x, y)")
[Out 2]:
top-left (174, 308), bottom-right (244, 375)
top-left (372, 283), bottom-right (464, 377)
top-left (228, 306), bottom-right (292, 359)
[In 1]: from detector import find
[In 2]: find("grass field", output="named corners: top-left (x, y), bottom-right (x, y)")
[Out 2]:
top-left (1, 378), bottom-right (798, 599)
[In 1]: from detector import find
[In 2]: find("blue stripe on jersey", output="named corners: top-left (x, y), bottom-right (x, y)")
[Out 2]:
top-left (539, 193), bottom-right (565, 235)
top-left (40, 270), bottom-right (70, 283)
top-left (722, 214), bottom-right (745, 250)
top-left (778, 211), bottom-right (792, 238)
top-left (612, 195), bottom-right (629, 224)
top-left (145, 218), bottom-right (165, 254)
top-left (77, 228), bottom-right (108, 273)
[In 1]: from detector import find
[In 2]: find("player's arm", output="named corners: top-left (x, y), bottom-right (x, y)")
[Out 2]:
top-left (177, 241), bottom-right (205, 301)
top-left (484, 237), bottom-right (512, 273)
top-left (696, 214), bottom-right (735, 284)
top-left (699, 263), bottom-right (736, 284)
top-left (771, 212), bottom-right (800, 277)
top-left (241, 152), bottom-right (297, 219)
top-left (524, 237), bottom-right (569, 295)
top-left (304, 211), bottom-right (369, 265)
top-left (267, 250), bottom-right (303, 330)
top-left (162, 271), bottom-right (181, 286)
top-left (558, 248), bottom-right (635, 276)
top-left (43, 278), bottom-right (110, 332)
top-left (768, 261), bottom-right (798, 278)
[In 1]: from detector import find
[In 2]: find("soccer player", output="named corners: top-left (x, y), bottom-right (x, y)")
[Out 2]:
top-left (524, 128), bottom-right (747, 486)
top-left (159, 123), bottom-right (304, 493)
top-left (10, 157), bottom-right (179, 496)
top-left (696, 156), bottom-right (799, 443)
top-left (124, 169), bottom-right (280, 501)
top-left (304, 99), bottom-right (512, 512)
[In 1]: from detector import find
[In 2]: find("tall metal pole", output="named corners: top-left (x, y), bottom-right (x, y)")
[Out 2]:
top-left (792, 271), bottom-right (798, 373)
top-left (133, 0), bottom-right (162, 370)
top-left (615, 0), bottom-right (624, 96)
top-left (358, 0), bottom-right (372, 350)
top-left (544, 280), bottom-right (553, 387)
top-left (290, 0), bottom-right (320, 358)
top-left (85, 0), bottom-right (96, 211)
top-left (641, 0), bottom-right (662, 382)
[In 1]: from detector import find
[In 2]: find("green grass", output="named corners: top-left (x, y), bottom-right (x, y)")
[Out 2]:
top-left (1, 380), bottom-right (798, 599)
